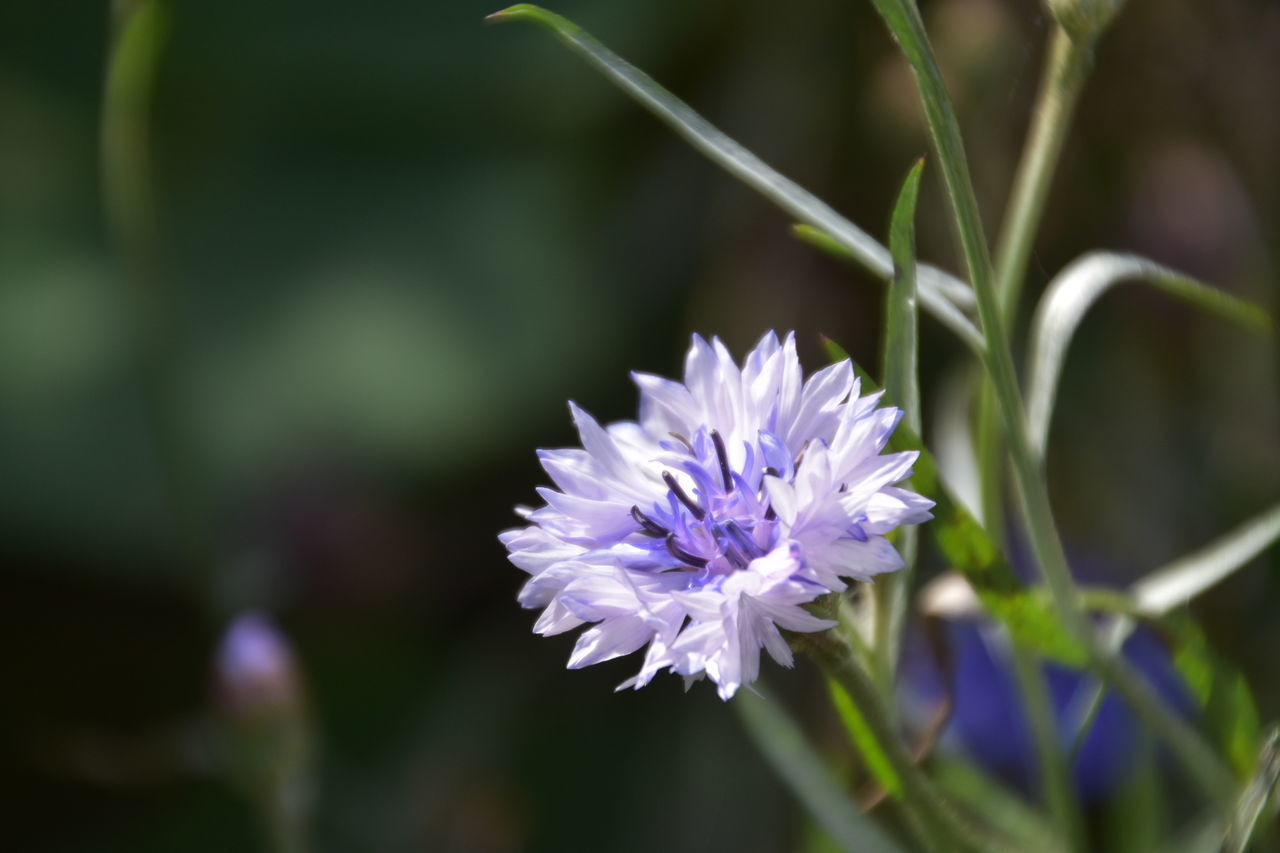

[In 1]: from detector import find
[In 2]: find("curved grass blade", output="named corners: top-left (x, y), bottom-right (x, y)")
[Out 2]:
top-left (1025, 251), bottom-right (1273, 458)
top-left (735, 688), bottom-right (907, 853)
top-left (487, 5), bottom-right (980, 349)
top-left (1130, 502), bottom-right (1280, 618)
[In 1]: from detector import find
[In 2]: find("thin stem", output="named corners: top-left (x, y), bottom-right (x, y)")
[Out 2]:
top-left (977, 25), bottom-right (1093, 539)
top-left (975, 28), bottom-right (1094, 828)
top-left (801, 629), bottom-right (1016, 853)
top-left (103, 1), bottom-right (211, 594)
top-left (866, 0), bottom-right (1237, 804)
top-left (992, 26), bottom-right (1094, 323)
top-left (1005, 639), bottom-right (1084, 853)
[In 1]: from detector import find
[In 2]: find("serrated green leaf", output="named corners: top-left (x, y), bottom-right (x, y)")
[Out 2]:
top-left (735, 687), bottom-right (907, 853)
top-left (1025, 251), bottom-right (1273, 457)
top-left (488, 5), bottom-right (984, 351)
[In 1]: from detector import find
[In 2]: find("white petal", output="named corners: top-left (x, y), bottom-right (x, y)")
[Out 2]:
top-left (568, 617), bottom-right (655, 669)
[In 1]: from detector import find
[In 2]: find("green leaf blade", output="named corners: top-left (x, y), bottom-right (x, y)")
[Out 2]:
top-left (883, 158), bottom-right (924, 433)
top-left (1025, 251), bottom-right (1273, 457)
top-left (489, 5), bottom-right (983, 350)
top-left (735, 688), bottom-right (907, 853)
top-left (1130, 502), bottom-right (1280, 618)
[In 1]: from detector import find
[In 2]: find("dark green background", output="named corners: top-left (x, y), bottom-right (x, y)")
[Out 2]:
top-left (1, 0), bottom-right (1276, 849)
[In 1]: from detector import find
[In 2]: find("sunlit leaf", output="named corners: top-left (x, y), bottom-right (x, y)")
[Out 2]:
top-left (735, 688), bottom-right (907, 853)
top-left (488, 5), bottom-right (982, 351)
top-left (1025, 251), bottom-right (1272, 457)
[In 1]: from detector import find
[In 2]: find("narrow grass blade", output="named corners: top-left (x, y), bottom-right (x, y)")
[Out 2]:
top-left (735, 688), bottom-right (907, 853)
top-left (883, 158), bottom-right (924, 431)
top-left (1025, 251), bottom-right (1273, 458)
top-left (874, 159), bottom-right (924, 684)
top-left (826, 678), bottom-right (904, 800)
top-left (487, 5), bottom-right (980, 347)
top-left (932, 759), bottom-right (1067, 853)
top-left (1224, 726), bottom-right (1280, 853)
top-left (1130, 503), bottom-right (1280, 618)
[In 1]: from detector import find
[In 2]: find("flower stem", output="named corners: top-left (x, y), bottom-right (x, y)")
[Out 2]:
top-left (992, 26), bottom-right (1094, 323)
top-left (976, 24), bottom-right (1094, 540)
top-left (801, 628), bottom-right (1015, 853)
top-left (975, 26), bottom-right (1095, 841)
top-left (103, 1), bottom-right (213, 598)
top-left (865, 0), bottom-right (1237, 805)
top-left (1005, 639), bottom-right (1084, 853)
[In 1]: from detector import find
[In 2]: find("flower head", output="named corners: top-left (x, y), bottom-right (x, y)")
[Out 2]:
top-left (501, 332), bottom-right (933, 699)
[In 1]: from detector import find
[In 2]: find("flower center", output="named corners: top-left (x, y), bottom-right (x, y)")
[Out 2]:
top-left (629, 428), bottom-right (782, 580)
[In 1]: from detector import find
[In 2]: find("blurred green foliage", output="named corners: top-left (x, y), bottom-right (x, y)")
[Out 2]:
top-left (1, 0), bottom-right (1276, 850)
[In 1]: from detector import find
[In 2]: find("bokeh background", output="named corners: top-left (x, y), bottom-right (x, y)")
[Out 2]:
top-left (2, 0), bottom-right (1277, 850)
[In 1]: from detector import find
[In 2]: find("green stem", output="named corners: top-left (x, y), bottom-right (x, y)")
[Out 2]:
top-left (103, 1), bottom-right (212, 596)
top-left (976, 26), bottom-right (1093, 540)
top-left (992, 26), bottom-right (1094, 323)
top-left (801, 629), bottom-right (1015, 853)
top-left (865, 0), bottom-right (1236, 805)
top-left (975, 28), bottom-right (1094, 835)
top-left (1005, 640), bottom-right (1084, 853)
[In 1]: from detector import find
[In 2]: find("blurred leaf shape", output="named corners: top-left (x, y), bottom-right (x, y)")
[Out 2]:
top-left (487, 5), bottom-right (985, 352)
top-left (1025, 251), bottom-right (1272, 459)
top-left (1129, 502), bottom-right (1280, 618)
top-left (736, 687), bottom-right (907, 853)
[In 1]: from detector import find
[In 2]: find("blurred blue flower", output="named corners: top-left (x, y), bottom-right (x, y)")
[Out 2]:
top-left (501, 332), bottom-right (933, 699)
top-left (908, 611), bottom-right (1192, 803)
top-left (214, 612), bottom-right (303, 719)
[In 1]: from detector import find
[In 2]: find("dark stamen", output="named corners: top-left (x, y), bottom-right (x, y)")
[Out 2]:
top-left (724, 520), bottom-right (764, 558)
top-left (763, 466), bottom-right (781, 479)
top-left (710, 430), bottom-right (733, 492)
top-left (662, 471), bottom-right (706, 520)
top-left (665, 534), bottom-right (708, 568)
top-left (723, 543), bottom-right (749, 570)
top-left (630, 505), bottom-right (668, 537)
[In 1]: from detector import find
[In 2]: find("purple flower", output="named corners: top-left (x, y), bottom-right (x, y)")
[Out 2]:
top-left (501, 333), bottom-right (933, 699)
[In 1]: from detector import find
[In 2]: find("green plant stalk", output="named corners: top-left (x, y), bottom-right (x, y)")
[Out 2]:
top-left (1005, 640), bottom-right (1084, 853)
top-left (974, 25), bottom-right (1094, 830)
top-left (873, 160), bottom-right (924, 690)
top-left (103, 0), bottom-right (213, 596)
top-left (863, 0), bottom-right (1236, 803)
top-left (992, 26), bottom-right (1094, 323)
top-left (800, 627), bottom-right (1014, 853)
top-left (976, 24), bottom-right (1094, 546)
